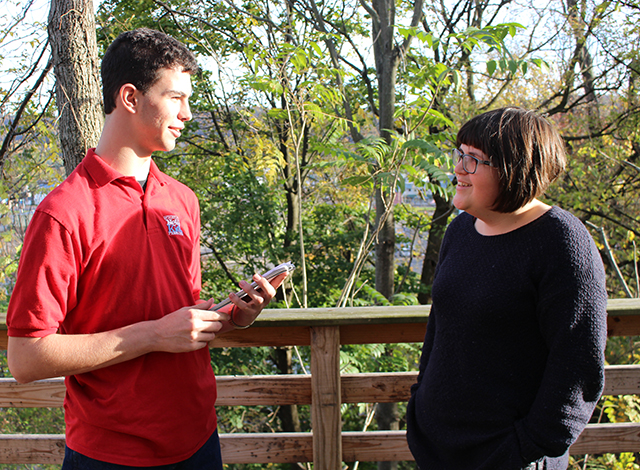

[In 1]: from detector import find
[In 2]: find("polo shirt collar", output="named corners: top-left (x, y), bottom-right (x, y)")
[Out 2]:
top-left (83, 148), bottom-right (169, 188)
top-left (148, 158), bottom-right (169, 187)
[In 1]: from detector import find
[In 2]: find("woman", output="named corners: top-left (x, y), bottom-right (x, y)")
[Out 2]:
top-left (406, 107), bottom-right (608, 470)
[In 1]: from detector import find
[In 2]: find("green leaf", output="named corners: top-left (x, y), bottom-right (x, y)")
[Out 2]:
top-left (341, 175), bottom-right (373, 187)
top-left (487, 59), bottom-right (497, 76)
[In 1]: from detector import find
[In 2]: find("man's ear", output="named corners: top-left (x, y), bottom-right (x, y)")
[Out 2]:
top-left (118, 84), bottom-right (139, 114)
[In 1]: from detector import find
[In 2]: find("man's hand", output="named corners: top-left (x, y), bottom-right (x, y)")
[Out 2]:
top-left (8, 274), bottom-right (288, 383)
top-left (8, 300), bottom-right (229, 383)
top-left (221, 272), bottom-right (286, 330)
top-left (152, 299), bottom-right (229, 352)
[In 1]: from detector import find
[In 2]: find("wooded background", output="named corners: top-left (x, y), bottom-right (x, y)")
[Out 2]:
top-left (1, 0), bottom-right (640, 468)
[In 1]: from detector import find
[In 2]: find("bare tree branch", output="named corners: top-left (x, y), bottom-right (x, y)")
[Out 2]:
top-left (0, 56), bottom-right (53, 173)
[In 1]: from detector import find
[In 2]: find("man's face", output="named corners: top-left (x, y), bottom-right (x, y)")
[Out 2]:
top-left (133, 67), bottom-right (192, 156)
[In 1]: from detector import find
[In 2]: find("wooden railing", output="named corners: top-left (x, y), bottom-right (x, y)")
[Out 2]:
top-left (2, 298), bottom-right (640, 467)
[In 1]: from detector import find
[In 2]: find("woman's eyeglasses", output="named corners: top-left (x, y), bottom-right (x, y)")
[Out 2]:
top-left (452, 148), bottom-right (495, 174)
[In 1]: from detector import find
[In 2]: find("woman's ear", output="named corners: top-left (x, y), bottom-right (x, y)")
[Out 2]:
top-left (118, 83), bottom-right (138, 114)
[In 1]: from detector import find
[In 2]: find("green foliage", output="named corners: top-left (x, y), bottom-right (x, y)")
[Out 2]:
top-left (0, 122), bottom-right (64, 304)
top-left (4, 0), bottom-right (640, 467)
top-left (606, 336), bottom-right (640, 366)
top-left (545, 133), bottom-right (640, 298)
top-left (571, 452), bottom-right (640, 470)
top-left (0, 405), bottom-right (65, 434)
top-left (173, 152), bottom-right (284, 292)
top-left (299, 203), bottom-right (373, 307)
top-left (602, 394), bottom-right (640, 423)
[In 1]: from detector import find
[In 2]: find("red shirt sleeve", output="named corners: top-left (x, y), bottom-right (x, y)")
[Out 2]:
top-left (7, 210), bottom-right (79, 337)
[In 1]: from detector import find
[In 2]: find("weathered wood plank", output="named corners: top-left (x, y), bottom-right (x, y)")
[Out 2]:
top-left (603, 365), bottom-right (640, 395)
top-left (209, 325), bottom-right (311, 348)
top-left (345, 421), bottom-right (640, 460)
top-left (216, 375), bottom-right (311, 406)
top-left (248, 305), bottom-right (431, 326)
top-left (4, 366), bottom-right (640, 409)
top-left (607, 315), bottom-right (640, 337)
top-left (219, 432), bottom-right (313, 463)
top-left (341, 372), bottom-right (417, 403)
top-left (607, 298), bottom-right (640, 316)
top-left (605, 298), bottom-right (640, 337)
top-left (217, 373), bottom-right (419, 406)
top-left (342, 431), bottom-right (413, 461)
top-left (0, 378), bottom-right (65, 407)
top-left (210, 321), bottom-right (428, 348)
top-left (571, 423), bottom-right (640, 454)
top-left (2, 423), bottom-right (640, 465)
top-left (3, 299), bottom-right (640, 351)
top-left (346, 425), bottom-right (640, 460)
top-left (0, 372), bottom-right (415, 408)
top-left (0, 435), bottom-right (65, 464)
top-left (341, 322), bottom-right (427, 344)
top-left (224, 431), bottom-right (415, 463)
top-left (2, 298), bottom-right (638, 327)
top-left (310, 326), bottom-right (342, 470)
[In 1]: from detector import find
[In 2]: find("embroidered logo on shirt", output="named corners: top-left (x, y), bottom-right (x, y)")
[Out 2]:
top-left (164, 215), bottom-right (184, 236)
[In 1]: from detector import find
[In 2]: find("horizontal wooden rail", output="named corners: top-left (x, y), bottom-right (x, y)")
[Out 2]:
top-left (2, 299), bottom-right (640, 465)
top-left (3, 298), bottom-right (640, 350)
top-left (3, 367), bottom-right (640, 409)
top-left (0, 435), bottom-right (65, 465)
top-left (4, 424), bottom-right (640, 465)
top-left (206, 300), bottom-right (640, 348)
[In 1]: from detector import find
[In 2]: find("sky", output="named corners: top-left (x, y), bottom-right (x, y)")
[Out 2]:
top-left (1, 0), bottom-right (50, 93)
top-left (0, 0), bottom-right (103, 110)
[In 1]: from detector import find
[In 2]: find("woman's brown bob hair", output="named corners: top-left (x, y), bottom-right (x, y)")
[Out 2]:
top-left (456, 107), bottom-right (566, 213)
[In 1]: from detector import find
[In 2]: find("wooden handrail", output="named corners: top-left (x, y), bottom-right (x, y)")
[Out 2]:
top-left (4, 299), bottom-right (640, 347)
top-left (2, 299), bottom-right (640, 465)
top-left (3, 367), bottom-right (640, 408)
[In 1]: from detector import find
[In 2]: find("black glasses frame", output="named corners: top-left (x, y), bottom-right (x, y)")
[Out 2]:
top-left (452, 148), bottom-right (495, 174)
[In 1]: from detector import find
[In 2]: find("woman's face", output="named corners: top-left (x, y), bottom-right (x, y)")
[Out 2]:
top-left (452, 143), bottom-right (501, 220)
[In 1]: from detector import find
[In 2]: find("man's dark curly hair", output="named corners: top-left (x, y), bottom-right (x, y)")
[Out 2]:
top-left (101, 28), bottom-right (199, 114)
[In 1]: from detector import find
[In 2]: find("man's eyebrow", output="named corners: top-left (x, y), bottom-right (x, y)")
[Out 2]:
top-left (164, 89), bottom-right (191, 97)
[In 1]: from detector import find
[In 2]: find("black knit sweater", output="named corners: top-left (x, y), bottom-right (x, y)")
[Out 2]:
top-left (406, 206), bottom-right (608, 469)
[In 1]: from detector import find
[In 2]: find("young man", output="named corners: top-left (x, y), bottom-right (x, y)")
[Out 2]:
top-left (6, 28), bottom-right (281, 469)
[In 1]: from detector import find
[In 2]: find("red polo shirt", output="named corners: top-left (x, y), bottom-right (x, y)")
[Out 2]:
top-left (7, 149), bottom-right (217, 465)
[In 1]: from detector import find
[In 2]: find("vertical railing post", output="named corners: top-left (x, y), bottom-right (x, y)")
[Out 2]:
top-left (310, 325), bottom-right (342, 469)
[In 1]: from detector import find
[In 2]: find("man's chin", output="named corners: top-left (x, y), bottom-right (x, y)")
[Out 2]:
top-left (159, 141), bottom-right (177, 152)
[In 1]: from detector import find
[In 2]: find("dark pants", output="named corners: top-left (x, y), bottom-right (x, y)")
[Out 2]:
top-left (61, 430), bottom-right (223, 470)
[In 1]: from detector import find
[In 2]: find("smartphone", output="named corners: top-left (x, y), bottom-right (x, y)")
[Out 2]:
top-left (211, 262), bottom-right (295, 311)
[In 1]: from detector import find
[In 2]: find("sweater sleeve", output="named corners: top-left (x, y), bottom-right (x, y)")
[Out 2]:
top-left (514, 219), bottom-right (608, 462)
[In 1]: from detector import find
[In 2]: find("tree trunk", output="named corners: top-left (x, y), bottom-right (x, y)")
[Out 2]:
top-left (374, 188), bottom-right (396, 299)
top-left (565, 0), bottom-right (599, 131)
top-left (48, 0), bottom-right (103, 176)
top-left (371, 6), bottom-right (398, 464)
top-left (418, 192), bottom-right (453, 304)
top-left (369, 2), bottom-right (422, 467)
